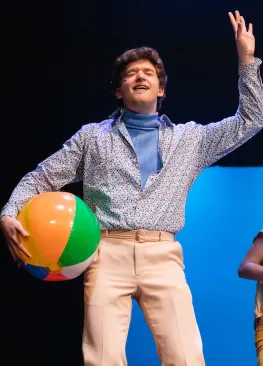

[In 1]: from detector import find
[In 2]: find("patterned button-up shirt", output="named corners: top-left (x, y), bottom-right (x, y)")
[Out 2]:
top-left (1, 59), bottom-right (263, 233)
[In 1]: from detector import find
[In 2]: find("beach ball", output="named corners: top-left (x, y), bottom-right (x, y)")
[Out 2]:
top-left (17, 191), bottom-right (101, 281)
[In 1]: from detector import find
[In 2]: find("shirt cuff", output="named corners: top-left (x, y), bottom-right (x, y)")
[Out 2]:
top-left (238, 57), bottom-right (262, 76)
top-left (0, 204), bottom-right (18, 219)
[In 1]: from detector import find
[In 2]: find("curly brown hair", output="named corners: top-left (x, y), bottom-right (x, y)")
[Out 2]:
top-left (111, 47), bottom-right (168, 111)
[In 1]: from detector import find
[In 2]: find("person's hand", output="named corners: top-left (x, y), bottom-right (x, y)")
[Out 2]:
top-left (228, 10), bottom-right (255, 64)
top-left (0, 215), bottom-right (31, 264)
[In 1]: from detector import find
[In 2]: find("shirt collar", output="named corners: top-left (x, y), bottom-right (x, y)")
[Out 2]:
top-left (109, 108), bottom-right (173, 127)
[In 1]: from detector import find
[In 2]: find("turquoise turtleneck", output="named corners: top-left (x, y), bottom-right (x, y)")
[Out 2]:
top-left (123, 109), bottom-right (163, 188)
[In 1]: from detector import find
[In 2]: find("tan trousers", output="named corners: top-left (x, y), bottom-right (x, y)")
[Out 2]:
top-left (82, 230), bottom-right (205, 366)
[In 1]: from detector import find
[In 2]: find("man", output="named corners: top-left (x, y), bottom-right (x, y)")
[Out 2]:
top-left (238, 230), bottom-right (263, 365)
top-left (0, 10), bottom-right (262, 366)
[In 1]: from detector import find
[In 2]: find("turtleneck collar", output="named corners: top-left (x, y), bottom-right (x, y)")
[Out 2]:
top-left (123, 109), bottom-right (160, 130)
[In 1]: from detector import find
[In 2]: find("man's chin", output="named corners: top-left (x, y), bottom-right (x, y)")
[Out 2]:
top-left (131, 97), bottom-right (153, 105)
top-left (125, 99), bottom-right (157, 114)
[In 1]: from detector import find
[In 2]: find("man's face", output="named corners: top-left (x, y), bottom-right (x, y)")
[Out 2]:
top-left (115, 59), bottom-right (164, 114)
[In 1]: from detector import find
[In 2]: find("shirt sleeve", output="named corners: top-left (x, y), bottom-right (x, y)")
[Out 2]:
top-left (0, 124), bottom-right (91, 219)
top-left (199, 58), bottom-right (263, 167)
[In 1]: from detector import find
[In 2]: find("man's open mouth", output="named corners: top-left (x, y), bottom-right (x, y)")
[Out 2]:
top-left (133, 85), bottom-right (149, 90)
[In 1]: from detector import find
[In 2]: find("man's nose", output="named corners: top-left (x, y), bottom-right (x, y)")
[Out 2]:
top-left (136, 70), bottom-right (146, 81)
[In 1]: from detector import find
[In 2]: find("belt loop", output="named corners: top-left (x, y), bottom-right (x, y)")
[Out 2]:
top-left (159, 231), bottom-right (162, 241)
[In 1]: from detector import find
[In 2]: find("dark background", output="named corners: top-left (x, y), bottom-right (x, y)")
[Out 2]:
top-left (1, 0), bottom-right (263, 365)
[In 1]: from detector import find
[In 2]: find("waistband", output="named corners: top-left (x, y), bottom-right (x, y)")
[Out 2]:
top-left (101, 229), bottom-right (175, 242)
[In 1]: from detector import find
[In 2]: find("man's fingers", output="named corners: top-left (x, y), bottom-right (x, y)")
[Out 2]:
top-left (8, 244), bottom-right (17, 261)
top-left (9, 234), bottom-right (31, 258)
top-left (237, 21), bottom-right (242, 38)
top-left (235, 10), bottom-right (241, 23)
top-left (240, 16), bottom-right (246, 32)
top-left (16, 242), bottom-right (31, 258)
top-left (16, 222), bottom-right (29, 237)
top-left (9, 225), bottom-right (31, 258)
top-left (11, 246), bottom-right (25, 265)
top-left (248, 23), bottom-right (253, 34)
top-left (7, 241), bottom-right (26, 264)
top-left (228, 12), bottom-right (237, 33)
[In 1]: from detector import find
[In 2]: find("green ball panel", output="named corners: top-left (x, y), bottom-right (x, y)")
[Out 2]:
top-left (58, 196), bottom-right (101, 266)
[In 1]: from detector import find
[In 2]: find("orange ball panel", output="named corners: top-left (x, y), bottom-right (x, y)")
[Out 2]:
top-left (17, 192), bottom-right (76, 267)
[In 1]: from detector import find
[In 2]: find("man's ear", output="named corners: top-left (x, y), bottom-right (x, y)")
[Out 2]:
top-left (115, 88), bottom-right (122, 100)
top-left (157, 87), bottom-right (164, 97)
